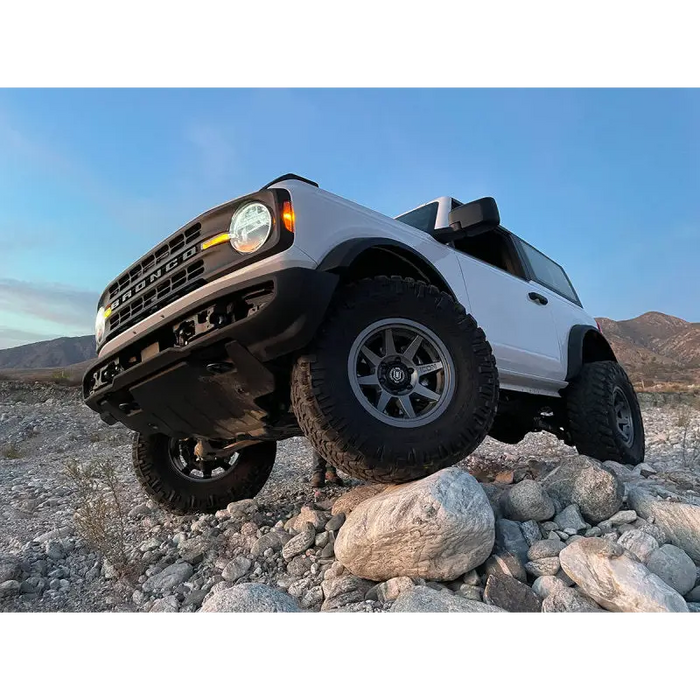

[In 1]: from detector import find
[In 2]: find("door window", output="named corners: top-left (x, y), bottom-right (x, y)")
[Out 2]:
top-left (395, 202), bottom-right (439, 235)
top-left (517, 239), bottom-right (581, 305)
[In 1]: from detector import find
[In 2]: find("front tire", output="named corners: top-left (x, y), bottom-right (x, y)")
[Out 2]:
top-left (290, 276), bottom-right (499, 483)
top-left (132, 435), bottom-right (276, 514)
top-left (565, 360), bottom-right (645, 465)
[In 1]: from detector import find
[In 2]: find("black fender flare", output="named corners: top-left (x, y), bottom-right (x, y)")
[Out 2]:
top-left (317, 237), bottom-right (456, 297)
top-left (565, 324), bottom-right (617, 381)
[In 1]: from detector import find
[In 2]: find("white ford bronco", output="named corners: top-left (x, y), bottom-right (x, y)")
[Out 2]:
top-left (83, 174), bottom-right (645, 513)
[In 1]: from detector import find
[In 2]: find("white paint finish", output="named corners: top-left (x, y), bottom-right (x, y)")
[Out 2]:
top-left (100, 177), bottom-right (599, 399)
top-left (274, 182), bottom-right (467, 306)
top-left (98, 244), bottom-right (317, 358)
top-left (529, 279), bottom-right (598, 366)
top-left (454, 251), bottom-right (566, 383)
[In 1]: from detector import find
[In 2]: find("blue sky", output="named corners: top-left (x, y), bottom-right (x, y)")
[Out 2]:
top-left (0, 89), bottom-right (698, 349)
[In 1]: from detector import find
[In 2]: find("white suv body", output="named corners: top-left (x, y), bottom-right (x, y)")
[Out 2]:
top-left (100, 178), bottom-right (594, 395)
top-left (84, 174), bottom-right (643, 514)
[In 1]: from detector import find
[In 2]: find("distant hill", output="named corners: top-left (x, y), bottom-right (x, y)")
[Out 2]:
top-left (596, 312), bottom-right (700, 389)
top-left (0, 335), bottom-right (95, 370)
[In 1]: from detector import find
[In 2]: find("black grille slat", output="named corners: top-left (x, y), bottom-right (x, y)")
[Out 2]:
top-left (107, 258), bottom-right (205, 339)
top-left (108, 224), bottom-right (202, 297)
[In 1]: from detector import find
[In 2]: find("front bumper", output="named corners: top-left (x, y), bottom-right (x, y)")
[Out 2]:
top-left (82, 267), bottom-right (338, 440)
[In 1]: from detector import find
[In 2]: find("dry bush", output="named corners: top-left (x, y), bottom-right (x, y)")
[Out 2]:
top-left (64, 458), bottom-right (137, 580)
top-left (2, 444), bottom-right (21, 459)
top-left (676, 404), bottom-right (700, 470)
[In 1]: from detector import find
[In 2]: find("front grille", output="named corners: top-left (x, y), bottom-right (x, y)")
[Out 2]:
top-left (103, 221), bottom-right (211, 343)
top-left (108, 259), bottom-right (206, 335)
top-left (108, 224), bottom-right (202, 298)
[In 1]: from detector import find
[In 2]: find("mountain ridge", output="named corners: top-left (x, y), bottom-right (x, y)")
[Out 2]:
top-left (595, 312), bottom-right (700, 388)
top-left (0, 335), bottom-right (95, 370)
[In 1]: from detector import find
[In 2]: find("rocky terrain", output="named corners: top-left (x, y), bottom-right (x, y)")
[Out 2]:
top-left (1, 380), bottom-right (699, 613)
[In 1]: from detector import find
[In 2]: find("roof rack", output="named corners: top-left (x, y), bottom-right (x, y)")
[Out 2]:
top-left (262, 173), bottom-right (319, 189)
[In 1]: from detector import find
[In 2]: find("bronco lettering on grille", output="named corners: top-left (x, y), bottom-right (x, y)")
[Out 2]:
top-left (110, 245), bottom-right (198, 311)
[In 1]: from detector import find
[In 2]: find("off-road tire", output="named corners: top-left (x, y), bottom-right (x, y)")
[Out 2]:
top-left (290, 276), bottom-right (499, 483)
top-left (565, 360), bottom-right (645, 465)
top-left (488, 418), bottom-right (529, 445)
top-left (132, 434), bottom-right (276, 514)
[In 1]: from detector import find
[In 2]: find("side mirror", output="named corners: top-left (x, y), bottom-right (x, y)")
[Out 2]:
top-left (433, 197), bottom-right (500, 243)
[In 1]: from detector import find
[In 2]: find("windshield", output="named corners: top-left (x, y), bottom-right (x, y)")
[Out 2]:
top-left (395, 202), bottom-right (438, 235)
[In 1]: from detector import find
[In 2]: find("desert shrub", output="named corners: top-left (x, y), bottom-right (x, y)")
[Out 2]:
top-left (675, 404), bottom-right (700, 469)
top-left (2, 444), bottom-right (21, 459)
top-left (64, 458), bottom-right (137, 580)
top-left (51, 369), bottom-right (73, 386)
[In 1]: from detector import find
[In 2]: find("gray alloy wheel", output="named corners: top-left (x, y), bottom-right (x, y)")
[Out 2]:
top-left (167, 438), bottom-right (240, 483)
top-left (612, 386), bottom-right (634, 447)
top-left (347, 317), bottom-right (456, 428)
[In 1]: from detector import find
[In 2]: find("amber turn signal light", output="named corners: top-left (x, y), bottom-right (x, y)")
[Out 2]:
top-left (282, 201), bottom-right (295, 233)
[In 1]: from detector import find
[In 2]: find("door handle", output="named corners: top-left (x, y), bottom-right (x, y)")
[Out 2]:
top-left (528, 291), bottom-right (549, 305)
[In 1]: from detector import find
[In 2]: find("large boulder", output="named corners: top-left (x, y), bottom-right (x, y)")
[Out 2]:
top-left (391, 586), bottom-right (505, 612)
top-left (539, 455), bottom-right (623, 524)
top-left (335, 468), bottom-right (495, 581)
top-left (645, 544), bottom-right (697, 595)
top-left (331, 485), bottom-right (387, 516)
top-left (559, 538), bottom-right (688, 612)
top-left (628, 488), bottom-right (700, 564)
top-left (200, 583), bottom-right (300, 612)
top-left (503, 480), bottom-right (555, 522)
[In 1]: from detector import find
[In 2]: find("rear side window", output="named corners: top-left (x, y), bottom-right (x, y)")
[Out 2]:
top-left (518, 239), bottom-right (580, 305)
top-left (395, 202), bottom-right (439, 235)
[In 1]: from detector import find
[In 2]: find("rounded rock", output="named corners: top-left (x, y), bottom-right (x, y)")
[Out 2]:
top-left (201, 583), bottom-right (300, 612)
top-left (525, 557), bottom-right (560, 577)
top-left (645, 544), bottom-right (696, 595)
top-left (527, 539), bottom-right (566, 561)
top-left (503, 480), bottom-right (555, 522)
top-left (617, 530), bottom-right (659, 564)
top-left (531, 575), bottom-right (568, 599)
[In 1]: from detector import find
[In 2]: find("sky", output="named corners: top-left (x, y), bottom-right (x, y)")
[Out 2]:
top-left (0, 88), bottom-right (698, 349)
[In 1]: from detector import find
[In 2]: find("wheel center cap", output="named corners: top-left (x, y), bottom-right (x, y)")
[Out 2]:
top-left (388, 366), bottom-right (406, 384)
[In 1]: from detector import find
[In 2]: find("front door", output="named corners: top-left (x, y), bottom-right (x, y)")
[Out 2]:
top-left (454, 239), bottom-right (565, 392)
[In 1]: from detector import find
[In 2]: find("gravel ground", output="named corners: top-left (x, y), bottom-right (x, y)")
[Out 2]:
top-left (1, 381), bottom-right (698, 612)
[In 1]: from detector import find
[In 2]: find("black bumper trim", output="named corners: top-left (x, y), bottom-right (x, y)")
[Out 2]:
top-left (82, 267), bottom-right (338, 438)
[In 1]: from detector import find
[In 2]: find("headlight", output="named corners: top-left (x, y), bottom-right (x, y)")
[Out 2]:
top-left (229, 202), bottom-right (272, 253)
top-left (95, 307), bottom-right (106, 343)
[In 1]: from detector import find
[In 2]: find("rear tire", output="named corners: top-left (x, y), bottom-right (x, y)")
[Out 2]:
top-left (132, 434), bottom-right (276, 514)
top-left (565, 360), bottom-right (645, 465)
top-left (290, 276), bottom-right (499, 483)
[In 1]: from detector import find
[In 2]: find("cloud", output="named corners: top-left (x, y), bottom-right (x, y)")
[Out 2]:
top-left (0, 278), bottom-right (97, 334)
top-left (0, 326), bottom-right (59, 350)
